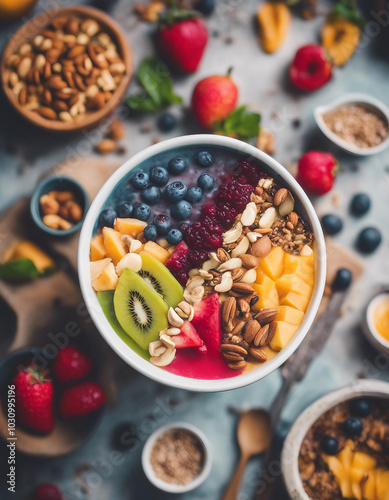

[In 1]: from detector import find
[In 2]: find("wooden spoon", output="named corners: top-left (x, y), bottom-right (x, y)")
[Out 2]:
top-left (222, 409), bottom-right (271, 500)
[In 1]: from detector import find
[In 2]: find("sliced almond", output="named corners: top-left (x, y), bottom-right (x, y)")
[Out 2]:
top-left (259, 207), bottom-right (276, 229)
top-left (217, 258), bottom-right (242, 273)
top-left (241, 202), bottom-right (257, 226)
top-left (202, 258), bottom-right (219, 271)
top-left (223, 223), bottom-right (242, 244)
top-left (231, 236), bottom-right (250, 258)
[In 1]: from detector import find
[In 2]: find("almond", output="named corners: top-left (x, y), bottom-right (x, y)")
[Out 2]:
top-left (251, 235), bottom-right (272, 258)
top-left (244, 319), bottom-right (261, 343)
top-left (248, 347), bottom-right (267, 362)
top-left (37, 106), bottom-right (57, 119)
top-left (288, 211), bottom-right (298, 227)
top-left (68, 45), bottom-right (86, 59)
top-left (96, 139), bottom-right (116, 155)
top-left (240, 254), bottom-right (260, 269)
top-left (274, 188), bottom-right (288, 206)
top-left (109, 118), bottom-right (125, 140)
top-left (231, 283), bottom-right (255, 296)
top-left (254, 308), bottom-right (278, 325)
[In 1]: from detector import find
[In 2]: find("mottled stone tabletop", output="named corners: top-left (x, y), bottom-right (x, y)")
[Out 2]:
top-left (0, 0), bottom-right (388, 499)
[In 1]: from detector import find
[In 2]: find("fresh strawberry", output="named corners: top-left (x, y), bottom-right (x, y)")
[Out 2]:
top-left (191, 293), bottom-right (221, 353)
top-left (59, 382), bottom-right (106, 419)
top-left (14, 366), bottom-right (54, 434)
top-left (174, 321), bottom-right (206, 350)
top-left (192, 70), bottom-right (238, 129)
top-left (53, 346), bottom-right (92, 383)
top-left (289, 44), bottom-right (333, 91)
top-left (157, 9), bottom-right (208, 73)
top-left (33, 483), bottom-right (63, 500)
top-left (296, 151), bottom-right (338, 196)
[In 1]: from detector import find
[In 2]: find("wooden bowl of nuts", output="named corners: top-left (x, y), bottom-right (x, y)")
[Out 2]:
top-left (1, 6), bottom-right (133, 132)
top-left (30, 176), bottom-right (89, 237)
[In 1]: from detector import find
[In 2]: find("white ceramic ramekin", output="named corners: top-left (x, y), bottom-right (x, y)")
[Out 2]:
top-left (141, 422), bottom-right (212, 493)
top-left (281, 379), bottom-right (389, 500)
top-left (362, 291), bottom-right (389, 355)
top-left (78, 134), bottom-right (326, 392)
top-left (314, 93), bottom-right (389, 156)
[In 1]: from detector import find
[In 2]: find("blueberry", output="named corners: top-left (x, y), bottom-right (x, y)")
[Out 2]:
top-left (350, 193), bottom-right (371, 216)
top-left (350, 398), bottom-right (371, 417)
top-left (196, 0), bottom-right (215, 15)
top-left (99, 208), bottom-right (117, 228)
top-left (144, 224), bottom-right (158, 241)
top-left (165, 181), bottom-right (188, 202)
top-left (195, 151), bottom-right (214, 168)
top-left (167, 229), bottom-right (183, 245)
top-left (186, 186), bottom-right (203, 204)
top-left (150, 166), bottom-right (169, 187)
top-left (197, 173), bottom-right (216, 192)
top-left (356, 227), bottom-right (382, 254)
top-left (152, 214), bottom-right (172, 236)
top-left (322, 214), bottom-right (343, 236)
top-left (157, 112), bottom-right (177, 132)
top-left (141, 186), bottom-right (162, 205)
top-left (130, 171), bottom-right (149, 191)
top-left (321, 436), bottom-right (339, 455)
top-left (118, 202), bottom-right (133, 218)
top-left (343, 417), bottom-right (363, 436)
top-left (168, 157), bottom-right (188, 175)
top-left (332, 268), bottom-right (352, 291)
top-left (133, 203), bottom-right (151, 222)
top-left (170, 200), bottom-right (193, 221)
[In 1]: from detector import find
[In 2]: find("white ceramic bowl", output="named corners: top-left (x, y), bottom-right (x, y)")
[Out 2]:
top-left (281, 379), bottom-right (389, 500)
top-left (141, 422), bottom-right (212, 493)
top-left (78, 134), bottom-right (326, 392)
top-left (314, 93), bottom-right (389, 156)
top-left (362, 291), bottom-right (389, 355)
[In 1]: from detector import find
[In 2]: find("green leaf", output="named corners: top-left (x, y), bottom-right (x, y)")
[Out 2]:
top-left (218, 106), bottom-right (261, 141)
top-left (332, 0), bottom-right (365, 30)
top-left (127, 57), bottom-right (182, 113)
top-left (0, 259), bottom-right (40, 281)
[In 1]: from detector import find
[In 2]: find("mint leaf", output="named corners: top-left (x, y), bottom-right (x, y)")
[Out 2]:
top-left (219, 106), bottom-right (261, 141)
top-left (128, 57), bottom-right (182, 113)
top-left (0, 259), bottom-right (40, 281)
top-left (332, 0), bottom-right (365, 30)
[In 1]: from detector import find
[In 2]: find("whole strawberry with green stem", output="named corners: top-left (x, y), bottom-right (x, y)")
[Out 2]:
top-left (192, 68), bottom-right (238, 129)
top-left (14, 365), bottom-right (54, 434)
top-left (296, 151), bottom-right (338, 196)
top-left (156, 5), bottom-right (208, 73)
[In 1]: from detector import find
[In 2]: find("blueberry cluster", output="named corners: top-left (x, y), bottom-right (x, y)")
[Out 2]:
top-left (321, 193), bottom-right (381, 254)
top-left (98, 152), bottom-right (218, 244)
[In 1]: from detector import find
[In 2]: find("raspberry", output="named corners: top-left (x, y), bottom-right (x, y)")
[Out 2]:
top-left (188, 250), bottom-right (208, 267)
top-left (216, 204), bottom-right (239, 228)
top-left (206, 233), bottom-right (223, 248)
top-left (200, 204), bottom-right (218, 222)
top-left (165, 242), bottom-right (191, 285)
top-left (234, 159), bottom-right (265, 186)
top-left (216, 179), bottom-right (254, 211)
top-left (180, 223), bottom-right (190, 236)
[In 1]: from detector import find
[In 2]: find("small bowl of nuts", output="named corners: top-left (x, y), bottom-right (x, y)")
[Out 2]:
top-left (30, 176), bottom-right (89, 236)
top-left (1, 6), bottom-right (132, 132)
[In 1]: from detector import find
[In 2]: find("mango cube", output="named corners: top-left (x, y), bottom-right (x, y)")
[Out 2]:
top-left (269, 321), bottom-right (298, 351)
top-left (275, 274), bottom-right (313, 299)
top-left (352, 452), bottom-right (376, 471)
top-left (143, 241), bottom-right (170, 263)
top-left (283, 260), bottom-right (314, 285)
top-left (362, 472), bottom-right (376, 500)
top-left (276, 305), bottom-right (305, 326)
top-left (376, 469), bottom-right (389, 500)
top-left (258, 246), bottom-right (284, 280)
top-left (280, 292), bottom-right (309, 312)
top-left (253, 280), bottom-right (279, 311)
top-left (90, 257), bottom-right (112, 282)
top-left (114, 218), bottom-right (147, 236)
top-left (102, 227), bottom-right (127, 265)
top-left (90, 234), bottom-right (106, 261)
top-left (92, 262), bottom-right (118, 291)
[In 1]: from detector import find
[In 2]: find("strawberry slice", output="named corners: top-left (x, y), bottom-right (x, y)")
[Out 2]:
top-left (191, 292), bottom-right (221, 353)
top-left (173, 321), bottom-right (206, 350)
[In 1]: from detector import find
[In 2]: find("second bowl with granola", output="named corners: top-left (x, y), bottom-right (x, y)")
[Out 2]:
top-left (78, 135), bottom-right (326, 392)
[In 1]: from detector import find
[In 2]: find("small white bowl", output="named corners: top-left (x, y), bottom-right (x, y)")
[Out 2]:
top-left (362, 291), bottom-right (389, 355)
top-left (281, 379), bottom-right (389, 500)
top-left (78, 134), bottom-right (326, 392)
top-left (314, 93), bottom-right (389, 156)
top-left (141, 422), bottom-right (212, 493)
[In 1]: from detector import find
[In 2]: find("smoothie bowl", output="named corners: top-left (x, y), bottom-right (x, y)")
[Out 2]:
top-left (78, 135), bottom-right (326, 392)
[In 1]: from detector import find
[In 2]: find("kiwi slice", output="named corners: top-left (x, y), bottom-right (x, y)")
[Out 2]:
top-left (139, 252), bottom-right (183, 308)
top-left (97, 290), bottom-right (150, 360)
top-left (114, 269), bottom-right (168, 351)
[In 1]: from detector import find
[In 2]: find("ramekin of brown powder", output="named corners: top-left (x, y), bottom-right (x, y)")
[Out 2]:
top-left (142, 422), bottom-right (212, 493)
top-left (315, 95), bottom-right (389, 156)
